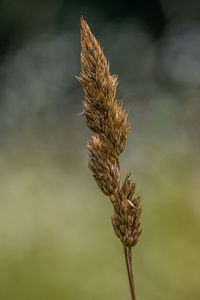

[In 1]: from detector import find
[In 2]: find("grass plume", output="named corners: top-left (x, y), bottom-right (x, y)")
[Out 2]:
top-left (77, 18), bottom-right (142, 300)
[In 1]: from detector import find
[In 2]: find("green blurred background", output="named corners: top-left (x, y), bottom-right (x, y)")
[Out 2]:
top-left (0, 1), bottom-right (200, 299)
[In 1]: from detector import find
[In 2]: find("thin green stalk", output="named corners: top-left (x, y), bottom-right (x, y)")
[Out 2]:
top-left (124, 246), bottom-right (136, 300)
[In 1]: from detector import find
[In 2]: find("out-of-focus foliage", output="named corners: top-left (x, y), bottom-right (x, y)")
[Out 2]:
top-left (0, 1), bottom-right (200, 300)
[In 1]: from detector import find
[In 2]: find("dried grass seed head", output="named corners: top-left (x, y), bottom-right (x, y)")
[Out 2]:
top-left (77, 18), bottom-right (130, 158)
top-left (77, 18), bottom-right (142, 249)
top-left (87, 135), bottom-right (120, 196)
top-left (112, 174), bottom-right (142, 248)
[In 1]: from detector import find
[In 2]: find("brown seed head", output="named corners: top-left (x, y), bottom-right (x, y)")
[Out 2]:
top-left (77, 18), bottom-right (142, 248)
top-left (111, 173), bottom-right (142, 248)
top-left (77, 17), bottom-right (130, 158)
top-left (87, 136), bottom-right (120, 196)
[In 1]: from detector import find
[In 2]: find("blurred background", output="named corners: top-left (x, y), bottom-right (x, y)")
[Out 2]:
top-left (0, 1), bottom-right (200, 299)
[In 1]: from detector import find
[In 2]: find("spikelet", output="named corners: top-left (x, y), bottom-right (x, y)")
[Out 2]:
top-left (111, 173), bottom-right (142, 248)
top-left (77, 18), bottom-right (130, 158)
top-left (87, 135), bottom-right (120, 196)
top-left (77, 18), bottom-right (141, 249)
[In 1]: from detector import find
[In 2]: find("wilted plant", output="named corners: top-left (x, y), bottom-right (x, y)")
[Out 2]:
top-left (77, 18), bottom-right (142, 300)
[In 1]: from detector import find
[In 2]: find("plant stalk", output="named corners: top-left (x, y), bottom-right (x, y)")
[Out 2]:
top-left (124, 246), bottom-right (136, 300)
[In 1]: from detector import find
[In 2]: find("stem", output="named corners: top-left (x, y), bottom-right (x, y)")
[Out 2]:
top-left (124, 246), bottom-right (136, 300)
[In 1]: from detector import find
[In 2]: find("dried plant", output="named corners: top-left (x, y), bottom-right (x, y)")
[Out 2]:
top-left (77, 18), bottom-right (142, 300)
